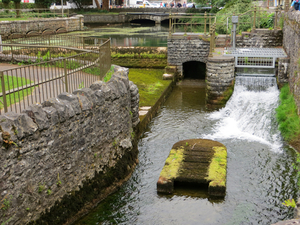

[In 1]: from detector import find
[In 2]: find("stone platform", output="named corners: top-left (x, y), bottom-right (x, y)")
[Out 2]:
top-left (157, 139), bottom-right (227, 197)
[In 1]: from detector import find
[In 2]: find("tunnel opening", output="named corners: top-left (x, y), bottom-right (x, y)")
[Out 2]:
top-left (130, 19), bottom-right (155, 25)
top-left (183, 61), bottom-right (206, 79)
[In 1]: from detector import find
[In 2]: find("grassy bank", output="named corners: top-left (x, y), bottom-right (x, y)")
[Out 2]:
top-left (276, 84), bottom-right (300, 142)
top-left (128, 68), bottom-right (171, 107)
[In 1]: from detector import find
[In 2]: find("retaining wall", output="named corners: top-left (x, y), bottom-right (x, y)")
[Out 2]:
top-left (0, 65), bottom-right (139, 225)
top-left (235, 29), bottom-right (283, 48)
top-left (0, 15), bottom-right (83, 37)
top-left (282, 10), bottom-right (300, 114)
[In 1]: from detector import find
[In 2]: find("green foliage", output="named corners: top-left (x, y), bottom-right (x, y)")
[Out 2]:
top-left (38, 184), bottom-right (45, 193)
top-left (57, 173), bottom-right (61, 187)
top-left (282, 199), bottom-right (296, 208)
top-left (34, 0), bottom-right (52, 8)
top-left (111, 52), bottom-right (166, 59)
top-left (279, 16), bottom-right (284, 30)
top-left (47, 189), bottom-right (52, 195)
top-left (276, 84), bottom-right (300, 142)
top-left (259, 12), bottom-right (274, 29)
top-left (131, 131), bottom-right (135, 139)
top-left (1, 216), bottom-right (14, 225)
top-left (78, 81), bottom-right (84, 89)
top-left (103, 65), bottom-right (115, 82)
top-left (1, 195), bottom-right (12, 211)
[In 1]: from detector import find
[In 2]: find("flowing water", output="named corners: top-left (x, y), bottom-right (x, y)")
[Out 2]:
top-left (76, 78), bottom-right (299, 225)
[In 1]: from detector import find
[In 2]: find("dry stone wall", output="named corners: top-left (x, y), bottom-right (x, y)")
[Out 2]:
top-left (235, 29), bottom-right (283, 48)
top-left (282, 10), bottom-right (300, 114)
top-left (0, 66), bottom-right (139, 225)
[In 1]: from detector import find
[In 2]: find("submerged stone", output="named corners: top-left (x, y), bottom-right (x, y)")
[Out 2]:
top-left (157, 139), bottom-right (227, 197)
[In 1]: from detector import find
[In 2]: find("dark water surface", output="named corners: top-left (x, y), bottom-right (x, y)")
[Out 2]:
top-left (84, 23), bottom-right (168, 47)
top-left (75, 80), bottom-right (298, 225)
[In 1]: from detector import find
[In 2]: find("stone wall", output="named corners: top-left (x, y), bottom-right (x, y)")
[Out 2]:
top-left (235, 29), bottom-right (283, 48)
top-left (282, 10), bottom-right (300, 114)
top-left (0, 15), bottom-right (83, 37)
top-left (84, 14), bottom-right (126, 24)
top-left (167, 37), bottom-right (210, 75)
top-left (0, 65), bottom-right (139, 225)
top-left (206, 56), bottom-right (235, 108)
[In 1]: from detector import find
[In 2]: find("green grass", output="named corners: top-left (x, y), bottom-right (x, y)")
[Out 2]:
top-left (103, 66), bottom-right (115, 82)
top-left (128, 68), bottom-right (171, 107)
top-left (276, 84), bottom-right (300, 142)
top-left (0, 75), bottom-right (34, 109)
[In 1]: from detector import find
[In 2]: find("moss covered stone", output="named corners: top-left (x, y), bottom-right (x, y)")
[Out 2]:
top-left (157, 139), bottom-right (227, 197)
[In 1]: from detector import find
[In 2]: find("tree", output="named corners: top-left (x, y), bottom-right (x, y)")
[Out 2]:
top-left (102, 0), bottom-right (109, 10)
top-left (35, 0), bottom-right (53, 8)
top-left (2, 0), bottom-right (11, 10)
top-left (12, 0), bottom-right (21, 17)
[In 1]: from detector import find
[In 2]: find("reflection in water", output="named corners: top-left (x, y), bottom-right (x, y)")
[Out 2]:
top-left (84, 23), bottom-right (169, 47)
top-left (76, 80), bottom-right (298, 225)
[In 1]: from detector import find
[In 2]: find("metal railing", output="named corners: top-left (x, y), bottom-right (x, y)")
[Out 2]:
top-left (0, 36), bottom-right (111, 114)
top-left (0, 8), bottom-right (70, 19)
top-left (169, 13), bottom-right (217, 36)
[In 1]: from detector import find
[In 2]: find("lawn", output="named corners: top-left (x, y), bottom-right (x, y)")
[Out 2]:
top-left (0, 75), bottom-right (34, 109)
top-left (128, 68), bottom-right (171, 107)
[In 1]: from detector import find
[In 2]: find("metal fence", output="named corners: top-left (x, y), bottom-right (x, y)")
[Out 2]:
top-left (169, 13), bottom-right (216, 36)
top-left (169, 6), bottom-right (282, 36)
top-left (0, 8), bottom-right (70, 19)
top-left (0, 36), bottom-right (111, 114)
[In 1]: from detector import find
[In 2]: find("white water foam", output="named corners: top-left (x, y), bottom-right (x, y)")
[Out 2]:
top-left (204, 76), bottom-right (283, 151)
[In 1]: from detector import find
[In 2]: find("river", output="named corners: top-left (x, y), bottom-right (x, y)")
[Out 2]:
top-left (75, 77), bottom-right (299, 225)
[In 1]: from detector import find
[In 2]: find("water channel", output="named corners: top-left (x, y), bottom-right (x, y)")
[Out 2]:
top-left (83, 23), bottom-right (169, 47)
top-left (76, 76), bottom-right (299, 224)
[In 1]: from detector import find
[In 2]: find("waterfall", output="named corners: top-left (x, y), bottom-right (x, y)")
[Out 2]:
top-left (205, 75), bottom-right (282, 150)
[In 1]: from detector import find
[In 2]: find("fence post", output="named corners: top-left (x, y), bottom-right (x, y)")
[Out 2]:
top-left (169, 12), bottom-right (172, 38)
top-left (275, 7), bottom-right (278, 29)
top-left (64, 59), bottom-right (68, 93)
top-left (0, 72), bottom-right (8, 113)
top-left (212, 23), bottom-right (216, 53)
top-left (204, 12), bottom-right (207, 35)
top-left (252, 5), bottom-right (256, 31)
top-left (209, 27), bottom-right (213, 57)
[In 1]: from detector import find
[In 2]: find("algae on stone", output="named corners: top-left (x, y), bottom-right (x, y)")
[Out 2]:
top-left (206, 146), bottom-right (227, 187)
top-left (159, 147), bottom-right (185, 180)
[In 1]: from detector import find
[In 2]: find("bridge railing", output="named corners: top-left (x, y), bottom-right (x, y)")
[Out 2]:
top-left (0, 37), bottom-right (111, 114)
top-left (169, 13), bottom-right (217, 37)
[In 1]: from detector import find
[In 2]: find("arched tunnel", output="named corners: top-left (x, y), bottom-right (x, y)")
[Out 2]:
top-left (130, 19), bottom-right (156, 25)
top-left (183, 61), bottom-right (206, 79)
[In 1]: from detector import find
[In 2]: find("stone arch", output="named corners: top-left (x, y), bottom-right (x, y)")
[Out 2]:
top-left (26, 30), bottom-right (40, 37)
top-left (9, 32), bottom-right (25, 39)
top-left (182, 61), bottom-right (206, 79)
top-left (42, 29), bottom-right (56, 35)
top-left (56, 27), bottom-right (67, 34)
